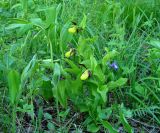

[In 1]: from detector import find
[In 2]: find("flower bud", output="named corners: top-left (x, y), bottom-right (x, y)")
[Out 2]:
top-left (65, 49), bottom-right (74, 58)
top-left (68, 26), bottom-right (77, 34)
top-left (80, 70), bottom-right (90, 80)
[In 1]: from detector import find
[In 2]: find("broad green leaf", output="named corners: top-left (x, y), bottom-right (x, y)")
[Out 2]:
top-left (6, 18), bottom-right (30, 32)
top-left (94, 65), bottom-right (105, 82)
top-left (83, 116), bottom-right (93, 125)
top-left (97, 106), bottom-right (112, 119)
top-left (8, 18), bottom-right (29, 24)
top-left (78, 37), bottom-right (93, 59)
top-left (90, 55), bottom-right (97, 72)
top-left (97, 85), bottom-right (108, 102)
top-left (23, 103), bottom-right (34, 119)
top-left (45, 6), bottom-right (57, 26)
top-left (47, 122), bottom-right (55, 131)
top-left (69, 77), bottom-right (82, 96)
top-left (80, 59), bottom-right (90, 68)
top-left (78, 104), bottom-right (89, 112)
top-left (60, 22), bottom-right (72, 51)
top-left (122, 66), bottom-right (135, 75)
top-left (21, 55), bottom-right (37, 88)
top-left (59, 108), bottom-right (70, 118)
top-left (149, 40), bottom-right (160, 49)
top-left (52, 63), bottom-right (61, 88)
top-left (53, 63), bottom-right (61, 78)
top-left (102, 50), bottom-right (118, 64)
top-left (120, 112), bottom-right (133, 133)
top-left (8, 70), bottom-right (21, 104)
top-left (40, 80), bottom-right (53, 100)
top-left (4, 54), bottom-right (15, 69)
top-left (11, 3), bottom-right (22, 10)
top-left (87, 123), bottom-right (100, 133)
top-left (45, 4), bottom-right (61, 26)
top-left (135, 83), bottom-right (146, 96)
top-left (101, 120), bottom-right (118, 133)
top-left (120, 104), bottom-right (133, 118)
top-left (44, 113), bottom-right (52, 120)
top-left (80, 14), bottom-right (87, 29)
top-left (20, 0), bottom-right (28, 12)
top-left (30, 18), bottom-right (45, 29)
top-left (149, 48), bottom-right (160, 59)
top-left (64, 59), bottom-right (81, 74)
top-left (52, 63), bottom-right (65, 107)
top-left (107, 78), bottom-right (128, 90)
top-left (57, 81), bottom-right (67, 108)
top-left (6, 24), bottom-right (27, 30)
top-left (40, 59), bottom-right (54, 69)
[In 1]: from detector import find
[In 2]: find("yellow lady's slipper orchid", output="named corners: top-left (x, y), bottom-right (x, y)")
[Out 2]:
top-left (65, 49), bottom-right (74, 58)
top-left (80, 70), bottom-right (90, 80)
top-left (68, 26), bottom-right (77, 34)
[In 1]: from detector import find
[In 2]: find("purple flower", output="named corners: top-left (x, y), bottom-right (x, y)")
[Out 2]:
top-left (109, 61), bottom-right (119, 71)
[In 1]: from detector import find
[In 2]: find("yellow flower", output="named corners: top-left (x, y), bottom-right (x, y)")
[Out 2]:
top-left (65, 49), bottom-right (74, 58)
top-left (80, 70), bottom-right (90, 80)
top-left (68, 26), bottom-right (77, 34)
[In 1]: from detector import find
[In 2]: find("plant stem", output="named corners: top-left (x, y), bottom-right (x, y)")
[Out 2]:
top-left (48, 36), bottom-right (53, 63)
top-left (12, 105), bottom-right (16, 133)
top-left (56, 88), bottom-right (60, 122)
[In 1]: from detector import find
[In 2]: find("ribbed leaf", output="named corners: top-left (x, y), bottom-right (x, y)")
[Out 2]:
top-left (8, 70), bottom-right (20, 104)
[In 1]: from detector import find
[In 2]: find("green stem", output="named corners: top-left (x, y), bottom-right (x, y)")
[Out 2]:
top-left (56, 91), bottom-right (60, 122)
top-left (48, 36), bottom-right (53, 63)
top-left (12, 105), bottom-right (16, 133)
top-left (48, 34), bottom-right (60, 123)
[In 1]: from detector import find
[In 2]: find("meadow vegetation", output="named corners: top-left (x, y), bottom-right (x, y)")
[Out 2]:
top-left (0, 0), bottom-right (160, 132)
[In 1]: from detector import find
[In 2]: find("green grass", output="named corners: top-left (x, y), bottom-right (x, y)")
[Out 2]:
top-left (0, 0), bottom-right (160, 132)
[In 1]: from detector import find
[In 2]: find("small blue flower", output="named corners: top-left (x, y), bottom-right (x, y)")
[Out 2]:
top-left (108, 61), bottom-right (119, 71)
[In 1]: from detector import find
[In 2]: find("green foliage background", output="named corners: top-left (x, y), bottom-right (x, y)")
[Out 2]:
top-left (0, 0), bottom-right (160, 132)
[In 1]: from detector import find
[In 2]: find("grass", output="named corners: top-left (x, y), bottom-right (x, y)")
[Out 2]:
top-left (0, 0), bottom-right (160, 132)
